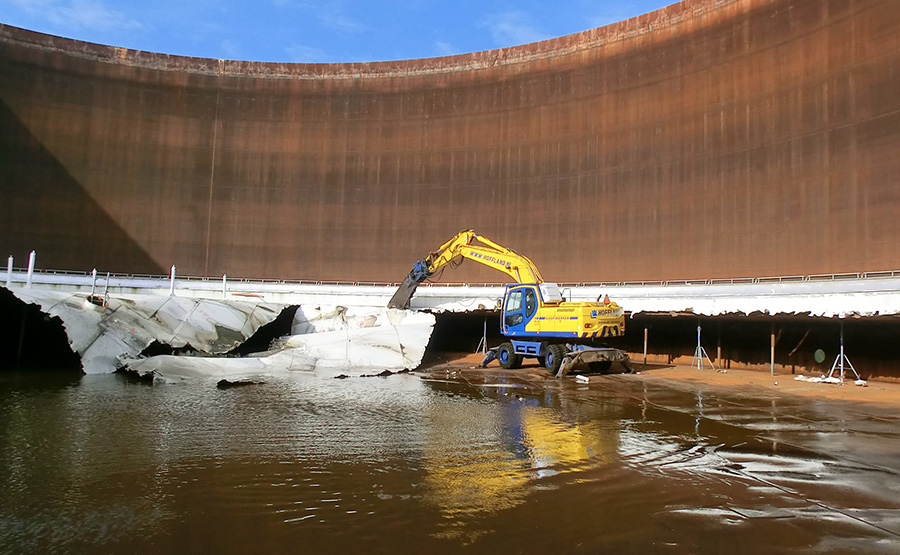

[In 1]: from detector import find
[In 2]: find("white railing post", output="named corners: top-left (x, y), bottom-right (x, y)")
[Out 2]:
top-left (222, 274), bottom-right (227, 299)
top-left (6, 255), bottom-right (12, 288)
top-left (169, 265), bottom-right (176, 296)
top-left (26, 251), bottom-right (35, 288)
top-left (90, 268), bottom-right (97, 297)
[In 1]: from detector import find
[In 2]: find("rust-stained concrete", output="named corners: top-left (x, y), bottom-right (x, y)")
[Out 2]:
top-left (2, 0), bottom-right (899, 283)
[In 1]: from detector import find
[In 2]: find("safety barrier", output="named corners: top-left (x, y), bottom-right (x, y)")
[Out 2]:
top-left (5, 253), bottom-right (900, 291)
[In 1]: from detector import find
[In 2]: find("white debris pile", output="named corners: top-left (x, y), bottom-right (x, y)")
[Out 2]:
top-left (125, 306), bottom-right (436, 383)
top-left (794, 374), bottom-right (868, 386)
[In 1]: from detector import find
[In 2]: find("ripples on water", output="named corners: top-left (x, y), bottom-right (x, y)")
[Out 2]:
top-left (2, 369), bottom-right (900, 553)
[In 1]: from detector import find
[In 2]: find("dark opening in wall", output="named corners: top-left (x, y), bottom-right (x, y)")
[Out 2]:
top-left (623, 313), bottom-right (900, 379)
top-left (0, 288), bottom-right (81, 372)
top-left (427, 310), bottom-right (503, 353)
top-left (423, 308), bottom-right (900, 379)
top-left (228, 305), bottom-right (299, 356)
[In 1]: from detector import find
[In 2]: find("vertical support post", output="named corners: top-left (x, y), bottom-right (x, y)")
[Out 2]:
top-left (716, 322), bottom-right (722, 364)
top-left (90, 268), bottom-right (97, 297)
top-left (169, 265), bottom-right (176, 296)
top-left (838, 320), bottom-right (845, 381)
top-left (643, 327), bottom-right (648, 365)
top-left (483, 316), bottom-right (487, 354)
top-left (770, 325), bottom-right (776, 376)
top-left (222, 274), bottom-right (227, 299)
top-left (25, 250), bottom-right (35, 288)
top-left (695, 325), bottom-right (701, 369)
top-left (6, 255), bottom-right (12, 288)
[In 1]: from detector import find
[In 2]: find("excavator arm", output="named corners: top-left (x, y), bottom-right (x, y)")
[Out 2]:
top-left (388, 230), bottom-right (544, 309)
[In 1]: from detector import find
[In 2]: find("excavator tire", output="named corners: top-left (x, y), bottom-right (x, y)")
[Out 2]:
top-left (544, 344), bottom-right (567, 375)
top-left (497, 342), bottom-right (523, 369)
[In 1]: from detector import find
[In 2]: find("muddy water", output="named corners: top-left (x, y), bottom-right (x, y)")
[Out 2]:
top-left (2, 368), bottom-right (900, 554)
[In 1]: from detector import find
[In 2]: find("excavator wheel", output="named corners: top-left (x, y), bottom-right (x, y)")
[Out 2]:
top-left (497, 342), bottom-right (523, 369)
top-left (544, 344), bottom-right (567, 375)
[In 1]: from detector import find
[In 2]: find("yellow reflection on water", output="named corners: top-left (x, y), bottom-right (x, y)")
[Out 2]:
top-left (421, 397), bottom-right (618, 542)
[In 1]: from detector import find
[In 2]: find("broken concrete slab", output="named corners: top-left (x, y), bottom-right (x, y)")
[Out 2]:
top-left (123, 348), bottom-right (318, 383)
top-left (281, 308), bottom-right (435, 372)
top-left (6, 287), bottom-right (284, 374)
top-left (124, 308), bottom-right (436, 383)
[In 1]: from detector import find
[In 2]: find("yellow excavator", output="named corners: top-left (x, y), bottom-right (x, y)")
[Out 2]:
top-left (389, 230), bottom-right (631, 376)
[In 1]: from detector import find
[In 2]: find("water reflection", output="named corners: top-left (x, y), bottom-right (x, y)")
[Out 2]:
top-left (419, 382), bottom-right (620, 541)
top-left (2, 369), bottom-right (900, 553)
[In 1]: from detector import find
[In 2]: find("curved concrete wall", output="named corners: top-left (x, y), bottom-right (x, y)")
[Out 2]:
top-left (2, 0), bottom-right (899, 283)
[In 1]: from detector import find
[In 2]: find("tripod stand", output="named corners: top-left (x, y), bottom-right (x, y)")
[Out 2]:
top-left (691, 325), bottom-right (716, 371)
top-left (825, 320), bottom-right (861, 383)
top-left (474, 315), bottom-right (488, 354)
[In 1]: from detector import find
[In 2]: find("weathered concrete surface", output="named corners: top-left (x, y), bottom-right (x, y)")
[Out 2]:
top-left (3, 0), bottom-right (900, 283)
top-left (125, 307), bottom-right (435, 382)
top-left (7, 287), bottom-right (283, 373)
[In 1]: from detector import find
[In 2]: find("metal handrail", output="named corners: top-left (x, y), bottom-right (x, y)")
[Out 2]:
top-left (7, 266), bottom-right (900, 289)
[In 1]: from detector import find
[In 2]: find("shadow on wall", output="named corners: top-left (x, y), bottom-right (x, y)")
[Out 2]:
top-left (0, 99), bottom-right (162, 274)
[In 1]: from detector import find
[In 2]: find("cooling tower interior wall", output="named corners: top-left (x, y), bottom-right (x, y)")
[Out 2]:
top-left (2, 0), bottom-right (899, 283)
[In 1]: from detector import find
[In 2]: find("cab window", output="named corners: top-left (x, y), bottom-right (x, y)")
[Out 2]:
top-left (525, 288), bottom-right (536, 317)
top-left (505, 289), bottom-right (523, 312)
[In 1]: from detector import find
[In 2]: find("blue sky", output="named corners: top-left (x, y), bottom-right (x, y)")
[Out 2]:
top-left (0, 1), bottom-right (673, 63)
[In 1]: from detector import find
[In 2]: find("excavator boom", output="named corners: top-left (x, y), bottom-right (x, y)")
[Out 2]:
top-left (388, 230), bottom-right (543, 309)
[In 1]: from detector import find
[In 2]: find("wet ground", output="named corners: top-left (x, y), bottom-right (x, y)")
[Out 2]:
top-left (2, 357), bottom-right (900, 554)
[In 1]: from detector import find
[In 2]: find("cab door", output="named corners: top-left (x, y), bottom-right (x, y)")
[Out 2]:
top-left (502, 286), bottom-right (538, 336)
